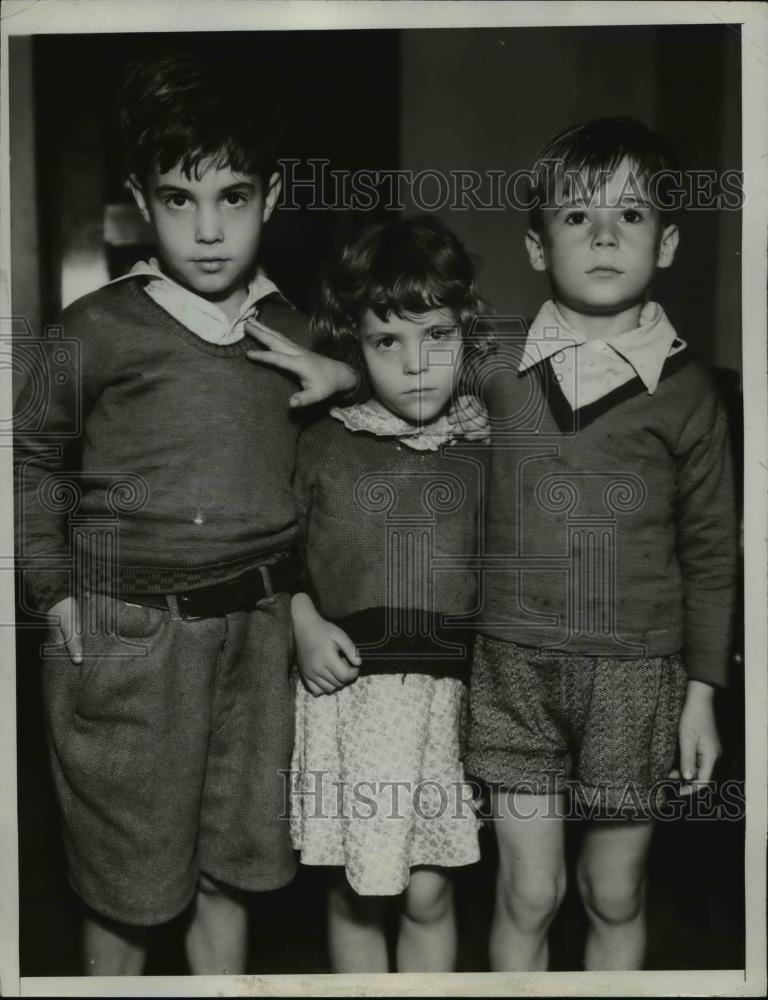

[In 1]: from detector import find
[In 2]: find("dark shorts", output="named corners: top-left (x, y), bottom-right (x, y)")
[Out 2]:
top-left (41, 591), bottom-right (297, 926)
top-left (465, 634), bottom-right (688, 817)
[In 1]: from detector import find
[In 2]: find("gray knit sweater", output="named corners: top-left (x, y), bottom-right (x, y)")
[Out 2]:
top-left (14, 279), bottom-right (310, 611)
top-left (294, 418), bottom-right (484, 677)
top-left (478, 327), bottom-right (737, 687)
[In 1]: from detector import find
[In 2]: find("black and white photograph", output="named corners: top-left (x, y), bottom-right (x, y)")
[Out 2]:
top-left (2, 1), bottom-right (766, 995)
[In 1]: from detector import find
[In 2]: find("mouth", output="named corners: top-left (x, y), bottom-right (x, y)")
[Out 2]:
top-left (588, 265), bottom-right (624, 275)
top-left (191, 258), bottom-right (230, 273)
top-left (403, 388), bottom-right (436, 396)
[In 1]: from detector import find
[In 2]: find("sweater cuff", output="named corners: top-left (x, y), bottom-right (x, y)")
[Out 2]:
top-left (682, 639), bottom-right (731, 688)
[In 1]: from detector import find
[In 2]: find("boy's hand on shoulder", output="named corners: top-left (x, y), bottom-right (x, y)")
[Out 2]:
top-left (245, 320), bottom-right (358, 408)
top-left (669, 679), bottom-right (721, 796)
top-left (291, 593), bottom-right (361, 697)
top-left (448, 396), bottom-right (490, 442)
top-left (47, 595), bottom-right (83, 665)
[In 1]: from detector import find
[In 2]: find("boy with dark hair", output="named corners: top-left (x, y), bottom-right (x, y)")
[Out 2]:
top-left (465, 117), bottom-right (737, 970)
top-left (14, 51), bottom-right (355, 975)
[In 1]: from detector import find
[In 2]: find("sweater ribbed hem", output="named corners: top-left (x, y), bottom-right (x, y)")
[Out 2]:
top-left (330, 607), bottom-right (473, 680)
top-left (477, 626), bottom-right (728, 687)
top-left (477, 625), bottom-right (683, 660)
top-left (101, 556), bottom-right (293, 597)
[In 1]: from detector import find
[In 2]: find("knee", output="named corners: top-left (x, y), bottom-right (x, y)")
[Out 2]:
top-left (497, 866), bottom-right (566, 932)
top-left (578, 869), bottom-right (645, 926)
top-left (403, 874), bottom-right (453, 926)
top-left (197, 872), bottom-right (244, 904)
top-left (329, 877), bottom-right (386, 925)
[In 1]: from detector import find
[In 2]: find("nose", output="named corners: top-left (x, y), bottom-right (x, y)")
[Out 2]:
top-left (195, 205), bottom-right (224, 244)
top-left (591, 216), bottom-right (618, 249)
top-left (403, 341), bottom-right (427, 375)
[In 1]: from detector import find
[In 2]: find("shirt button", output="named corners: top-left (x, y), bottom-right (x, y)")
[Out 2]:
top-left (553, 352), bottom-right (565, 364)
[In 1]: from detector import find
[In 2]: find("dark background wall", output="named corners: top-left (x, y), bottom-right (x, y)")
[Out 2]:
top-left (11, 25), bottom-right (744, 977)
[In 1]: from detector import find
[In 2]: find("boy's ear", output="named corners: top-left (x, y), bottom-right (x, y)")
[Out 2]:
top-left (127, 175), bottom-right (151, 224)
top-left (262, 171), bottom-right (282, 223)
top-left (656, 223), bottom-right (679, 269)
top-left (525, 229), bottom-right (548, 272)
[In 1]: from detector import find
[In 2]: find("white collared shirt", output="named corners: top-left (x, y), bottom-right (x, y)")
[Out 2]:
top-left (108, 258), bottom-right (284, 345)
top-left (518, 300), bottom-right (686, 410)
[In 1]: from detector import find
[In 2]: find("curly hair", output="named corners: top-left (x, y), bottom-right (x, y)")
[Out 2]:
top-left (311, 215), bottom-right (494, 391)
top-left (528, 117), bottom-right (680, 232)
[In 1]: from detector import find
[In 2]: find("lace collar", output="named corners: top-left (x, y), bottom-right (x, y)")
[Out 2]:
top-left (330, 398), bottom-right (468, 451)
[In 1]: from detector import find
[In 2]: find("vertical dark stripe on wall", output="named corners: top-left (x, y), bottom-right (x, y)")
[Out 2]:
top-left (654, 24), bottom-right (740, 370)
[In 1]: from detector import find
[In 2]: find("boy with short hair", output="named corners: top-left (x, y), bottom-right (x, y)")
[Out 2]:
top-left (465, 117), bottom-right (737, 970)
top-left (14, 51), bottom-right (354, 975)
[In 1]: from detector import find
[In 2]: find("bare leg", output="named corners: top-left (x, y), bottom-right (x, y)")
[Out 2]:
top-left (490, 791), bottom-right (566, 971)
top-left (185, 873), bottom-right (248, 975)
top-left (577, 819), bottom-right (655, 970)
top-left (397, 866), bottom-right (456, 972)
top-left (327, 871), bottom-right (389, 973)
top-left (82, 911), bottom-right (148, 976)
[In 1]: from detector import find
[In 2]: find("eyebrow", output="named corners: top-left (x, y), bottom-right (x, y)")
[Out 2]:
top-left (557, 196), bottom-right (652, 210)
top-left (154, 184), bottom-right (190, 196)
top-left (153, 182), bottom-right (257, 196)
top-left (362, 328), bottom-right (398, 341)
top-left (362, 324), bottom-right (458, 340)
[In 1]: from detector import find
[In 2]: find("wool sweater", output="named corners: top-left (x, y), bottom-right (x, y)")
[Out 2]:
top-left (294, 418), bottom-right (484, 677)
top-left (14, 279), bottom-right (310, 611)
top-left (479, 325), bottom-right (737, 687)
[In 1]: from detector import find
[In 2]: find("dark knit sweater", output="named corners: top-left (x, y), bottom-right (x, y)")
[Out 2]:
top-left (14, 279), bottom-right (310, 611)
top-left (294, 418), bottom-right (484, 677)
top-left (479, 327), bottom-right (737, 687)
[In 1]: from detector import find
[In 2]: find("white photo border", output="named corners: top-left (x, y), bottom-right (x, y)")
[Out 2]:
top-left (1, 1), bottom-right (765, 997)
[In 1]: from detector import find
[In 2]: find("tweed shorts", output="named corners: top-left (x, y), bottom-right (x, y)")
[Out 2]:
top-left (41, 591), bottom-right (297, 926)
top-left (465, 634), bottom-right (688, 816)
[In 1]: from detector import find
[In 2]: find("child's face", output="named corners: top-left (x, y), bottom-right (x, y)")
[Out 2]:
top-left (129, 159), bottom-right (281, 313)
top-left (359, 307), bottom-right (463, 424)
top-left (526, 157), bottom-right (678, 323)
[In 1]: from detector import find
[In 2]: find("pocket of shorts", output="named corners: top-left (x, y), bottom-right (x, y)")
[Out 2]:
top-left (80, 594), bottom-right (167, 641)
top-left (114, 600), bottom-right (167, 640)
top-left (75, 598), bottom-right (166, 722)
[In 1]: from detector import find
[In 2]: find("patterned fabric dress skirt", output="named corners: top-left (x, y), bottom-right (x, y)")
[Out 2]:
top-left (290, 671), bottom-right (480, 896)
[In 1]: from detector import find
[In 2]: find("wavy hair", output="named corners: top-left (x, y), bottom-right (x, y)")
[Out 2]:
top-left (120, 51), bottom-right (282, 184)
top-left (311, 215), bottom-right (494, 390)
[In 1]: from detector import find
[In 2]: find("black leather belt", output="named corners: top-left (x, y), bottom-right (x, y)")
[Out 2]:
top-left (120, 552), bottom-right (304, 619)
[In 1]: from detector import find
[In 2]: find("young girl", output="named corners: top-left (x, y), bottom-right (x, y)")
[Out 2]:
top-left (287, 216), bottom-right (494, 973)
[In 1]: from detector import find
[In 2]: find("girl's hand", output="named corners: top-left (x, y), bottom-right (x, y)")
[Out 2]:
top-left (448, 396), bottom-right (490, 442)
top-left (291, 593), bottom-right (362, 697)
top-left (669, 679), bottom-right (721, 796)
top-left (245, 320), bottom-right (358, 408)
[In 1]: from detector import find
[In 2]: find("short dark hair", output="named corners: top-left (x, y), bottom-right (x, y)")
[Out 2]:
top-left (120, 51), bottom-right (281, 185)
top-left (528, 116), bottom-right (679, 231)
top-left (311, 215), bottom-right (494, 387)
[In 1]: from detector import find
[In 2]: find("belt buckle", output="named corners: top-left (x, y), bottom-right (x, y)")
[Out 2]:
top-left (258, 564), bottom-right (276, 606)
top-left (171, 592), bottom-right (204, 621)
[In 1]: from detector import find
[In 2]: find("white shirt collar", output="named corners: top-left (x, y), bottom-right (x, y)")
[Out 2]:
top-left (108, 258), bottom-right (287, 345)
top-left (519, 299), bottom-right (679, 395)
